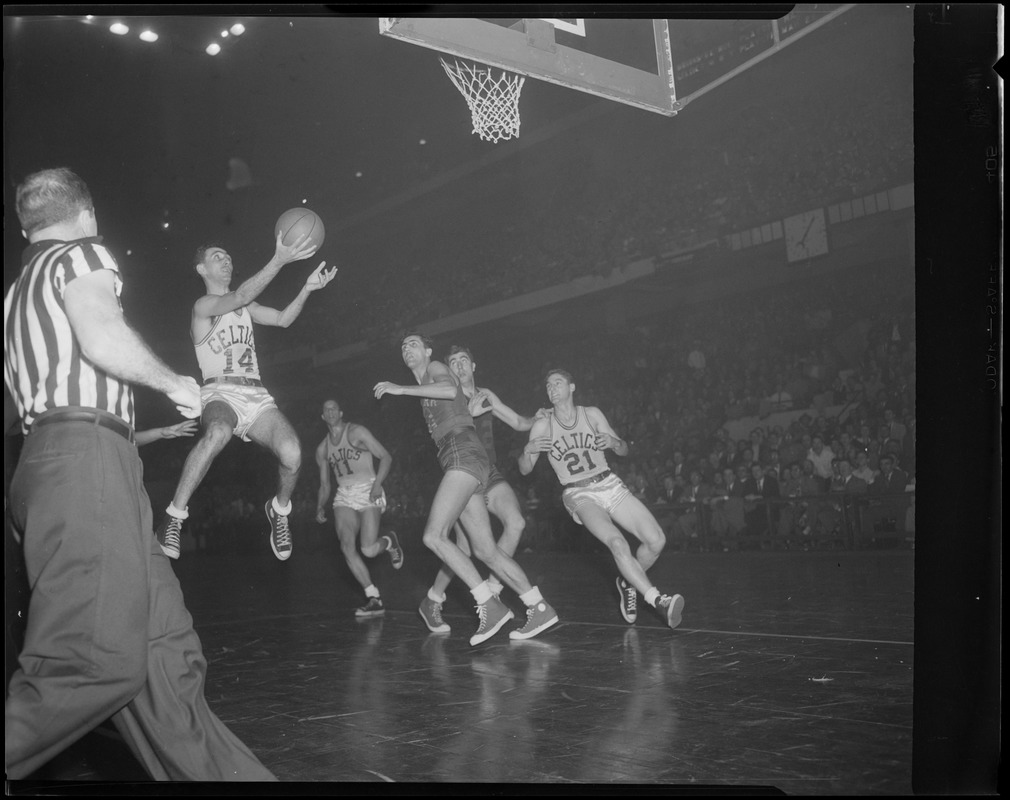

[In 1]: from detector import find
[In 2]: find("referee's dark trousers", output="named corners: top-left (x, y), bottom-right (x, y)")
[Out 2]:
top-left (5, 418), bottom-right (276, 781)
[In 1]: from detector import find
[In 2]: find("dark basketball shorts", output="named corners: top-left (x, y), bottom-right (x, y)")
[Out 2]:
top-left (436, 427), bottom-right (490, 491)
top-left (485, 465), bottom-right (508, 496)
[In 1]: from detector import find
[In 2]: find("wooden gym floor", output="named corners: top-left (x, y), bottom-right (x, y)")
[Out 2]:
top-left (6, 525), bottom-right (914, 794)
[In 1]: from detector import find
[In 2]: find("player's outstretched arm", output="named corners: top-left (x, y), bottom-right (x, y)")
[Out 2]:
top-left (249, 261), bottom-right (337, 328)
top-left (478, 387), bottom-right (537, 432)
top-left (518, 416), bottom-right (552, 476)
top-left (196, 232), bottom-right (319, 320)
top-left (135, 419), bottom-right (199, 447)
top-left (374, 362), bottom-right (459, 401)
top-left (315, 439), bottom-right (332, 523)
top-left (586, 406), bottom-right (629, 457)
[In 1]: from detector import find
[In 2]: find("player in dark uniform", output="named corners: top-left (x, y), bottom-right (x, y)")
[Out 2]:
top-left (417, 345), bottom-right (540, 634)
top-left (374, 333), bottom-right (558, 646)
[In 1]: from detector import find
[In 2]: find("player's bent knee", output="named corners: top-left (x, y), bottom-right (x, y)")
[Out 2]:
top-left (606, 535), bottom-right (632, 558)
top-left (277, 440), bottom-right (301, 472)
top-left (361, 541), bottom-right (382, 558)
top-left (647, 527), bottom-right (667, 551)
top-left (203, 420), bottom-right (234, 448)
top-left (422, 529), bottom-right (446, 552)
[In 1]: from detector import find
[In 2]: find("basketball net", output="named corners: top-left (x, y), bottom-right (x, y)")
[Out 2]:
top-left (440, 58), bottom-right (525, 143)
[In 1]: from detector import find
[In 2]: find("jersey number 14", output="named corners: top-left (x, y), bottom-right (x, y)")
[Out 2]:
top-left (225, 346), bottom-right (255, 374)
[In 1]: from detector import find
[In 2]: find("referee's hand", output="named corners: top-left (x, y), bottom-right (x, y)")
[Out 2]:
top-left (169, 376), bottom-right (202, 419)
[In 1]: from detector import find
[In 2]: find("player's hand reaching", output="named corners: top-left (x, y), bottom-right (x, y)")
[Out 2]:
top-left (305, 262), bottom-right (338, 292)
top-left (274, 231), bottom-right (319, 265)
top-left (468, 390), bottom-right (493, 417)
top-left (315, 507), bottom-right (327, 524)
top-left (158, 420), bottom-right (199, 439)
top-left (594, 431), bottom-right (620, 451)
top-left (373, 382), bottom-right (403, 399)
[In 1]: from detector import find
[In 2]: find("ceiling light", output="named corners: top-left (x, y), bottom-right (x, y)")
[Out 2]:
top-left (109, 22), bottom-right (129, 35)
top-left (139, 30), bottom-right (158, 43)
top-left (230, 23), bottom-right (246, 36)
top-left (206, 43), bottom-right (221, 56)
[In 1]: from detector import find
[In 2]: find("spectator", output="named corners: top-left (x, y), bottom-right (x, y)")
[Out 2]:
top-left (852, 449), bottom-right (878, 486)
top-left (657, 473), bottom-right (680, 505)
top-left (744, 461), bottom-right (780, 542)
top-left (709, 467), bottom-right (746, 542)
top-left (806, 435), bottom-right (836, 491)
top-left (871, 454), bottom-right (908, 494)
top-left (675, 470), bottom-right (710, 541)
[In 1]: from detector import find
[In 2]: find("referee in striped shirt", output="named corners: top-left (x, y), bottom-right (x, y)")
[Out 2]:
top-left (4, 168), bottom-right (276, 781)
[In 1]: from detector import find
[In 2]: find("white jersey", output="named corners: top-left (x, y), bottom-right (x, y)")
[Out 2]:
top-left (193, 306), bottom-right (261, 382)
top-left (546, 406), bottom-right (610, 487)
top-left (325, 424), bottom-right (377, 488)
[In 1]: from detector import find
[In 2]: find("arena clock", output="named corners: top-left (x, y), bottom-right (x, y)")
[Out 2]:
top-left (784, 208), bottom-right (829, 262)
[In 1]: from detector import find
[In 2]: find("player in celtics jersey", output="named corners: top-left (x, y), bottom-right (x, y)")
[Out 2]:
top-left (314, 398), bottom-right (403, 618)
top-left (155, 233), bottom-right (337, 563)
top-left (518, 369), bottom-right (685, 630)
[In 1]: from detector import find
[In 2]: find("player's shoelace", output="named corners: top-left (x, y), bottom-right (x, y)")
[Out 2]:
top-left (273, 514), bottom-right (291, 548)
top-left (430, 603), bottom-right (445, 625)
top-left (518, 605), bottom-right (538, 630)
top-left (474, 603), bottom-right (489, 631)
top-left (624, 586), bottom-right (637, 614)
top-left (162, 517), bottom-right (182, 550)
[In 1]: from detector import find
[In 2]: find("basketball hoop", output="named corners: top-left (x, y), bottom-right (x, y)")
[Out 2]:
top-left (439, 57), bottom-right (525, 143)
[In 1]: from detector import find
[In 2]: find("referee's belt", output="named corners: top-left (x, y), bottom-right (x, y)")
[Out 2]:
top-left (566, 469), bottom-right (613, 489)
top-left (204, 375), bottom-right (263, 387)
top-left (31, 407), bottom-right (135, 444)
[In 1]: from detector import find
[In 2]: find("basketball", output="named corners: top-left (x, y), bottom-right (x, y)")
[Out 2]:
top-left (275, 207), bottom-right (325, 249)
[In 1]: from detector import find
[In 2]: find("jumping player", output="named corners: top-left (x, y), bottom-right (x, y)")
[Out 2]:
top-left (518, 368), bottom-right (685, 629)
top-left (155, 234), bottom-right (337, 562)
top-left (417, 345), bottom-right (539, 634)
top-left (374, 333), bottom-right (558, 646)
top-left (314, 398), bottom-right (403, 618)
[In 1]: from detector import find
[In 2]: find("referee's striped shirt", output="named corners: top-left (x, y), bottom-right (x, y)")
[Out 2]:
top-left (4, 237), bottom-right (135, 434)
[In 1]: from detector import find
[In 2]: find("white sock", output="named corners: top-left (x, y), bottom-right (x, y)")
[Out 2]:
top-left (166, 503), bottom-right (188, 520)
top-left (364, 584), bottom-right (380, 599)
top-left (644, 587), bottom-right (660, 607)
top-left (471, 581), bottom-right (493, 605)
top-left (271, 497), bottom-right (292, 516)
top-left (519, 586), bottom-right (543, 606)
top-left (428, 588), bottom-right (446, 604)
top-left (487, 575), bottom-right (504, 596)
